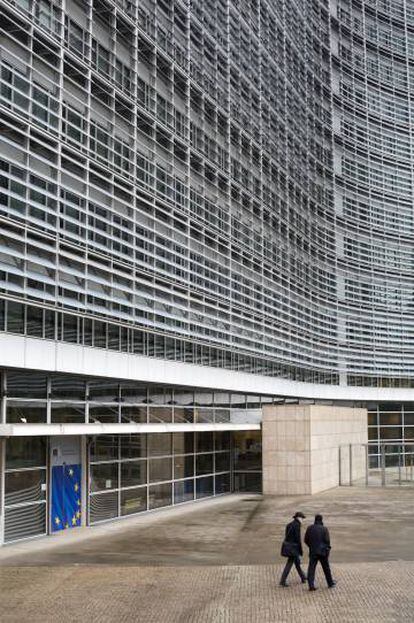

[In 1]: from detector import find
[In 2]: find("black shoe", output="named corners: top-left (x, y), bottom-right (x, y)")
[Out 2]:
top-left (279, 582), bottom-right (289, 587)
top-left (328, 581), bottom-right (337, 588)
top-left (309, 587), bottom-right (318, 591)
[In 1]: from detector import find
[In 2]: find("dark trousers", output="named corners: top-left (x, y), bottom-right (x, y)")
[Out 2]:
top-left (280, 556), bottom-right (306, 584)
top-left (307, 554), bottom-right (334, 588)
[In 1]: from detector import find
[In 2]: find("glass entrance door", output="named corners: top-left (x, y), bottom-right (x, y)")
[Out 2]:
top-left (50, 436), bottom-right (82, 532)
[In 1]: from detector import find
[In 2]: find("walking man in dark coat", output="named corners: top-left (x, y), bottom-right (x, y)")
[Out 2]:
top-left (304, 514), bottom-right (336, 591)
top-left (279, 511), bottom-right (307, 586)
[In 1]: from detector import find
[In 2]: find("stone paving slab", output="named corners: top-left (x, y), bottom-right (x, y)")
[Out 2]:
top-left (1, 561), bottom-right (413, 623)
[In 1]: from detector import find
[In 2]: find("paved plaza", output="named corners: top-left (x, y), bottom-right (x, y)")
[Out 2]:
top-left (1, 487), bottom-right (414, 622)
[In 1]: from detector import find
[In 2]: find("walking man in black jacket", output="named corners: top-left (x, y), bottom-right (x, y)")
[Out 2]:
top-left (279, 511), bottom-right (307, 586)
top-left (304, 514), bottom-right (336, 591)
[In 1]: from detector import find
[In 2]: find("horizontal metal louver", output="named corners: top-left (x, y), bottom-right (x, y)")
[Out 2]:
top-left (5, 503), bottom-right (46, 542)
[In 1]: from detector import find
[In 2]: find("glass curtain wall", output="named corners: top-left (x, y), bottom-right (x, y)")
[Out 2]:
top-left (88, 431), bottom-right (231, 523)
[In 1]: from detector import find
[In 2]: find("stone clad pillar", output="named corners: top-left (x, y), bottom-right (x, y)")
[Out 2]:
top-left (262, 404), bottom-right (368, 495)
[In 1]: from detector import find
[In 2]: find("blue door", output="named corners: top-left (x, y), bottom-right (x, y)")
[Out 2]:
top-left (50, 437), bottom-right (82, 532)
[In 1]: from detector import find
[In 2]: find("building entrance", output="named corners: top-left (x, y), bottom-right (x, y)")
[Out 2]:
top-left (50, 436), bottom-right (82, 532)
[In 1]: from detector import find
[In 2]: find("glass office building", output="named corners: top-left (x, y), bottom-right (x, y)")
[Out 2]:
top-left (0, 0), bottom-right (413, 543)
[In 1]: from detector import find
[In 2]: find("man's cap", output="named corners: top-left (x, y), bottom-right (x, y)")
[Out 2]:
top-left (315, 514), bottom-right (323, 522)
top-left (293, 511), bottom-right (306, 519)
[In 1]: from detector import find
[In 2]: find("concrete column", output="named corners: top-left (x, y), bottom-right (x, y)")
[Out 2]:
top-left (262, 404), bottom-right (368, 495)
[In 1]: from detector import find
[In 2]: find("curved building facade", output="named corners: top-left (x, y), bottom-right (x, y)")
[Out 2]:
top-left (333, 0), bottom-right (414, 386)
top-left (0, 0), bottom-right (414, 544)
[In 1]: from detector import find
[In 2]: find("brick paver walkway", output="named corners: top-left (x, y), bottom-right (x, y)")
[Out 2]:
top-left (1, 488), bottom-right (414, 622)
top-left (1, 561), bottom-right (413, 622)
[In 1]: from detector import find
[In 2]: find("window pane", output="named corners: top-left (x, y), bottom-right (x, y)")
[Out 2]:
top-left (173, 432), bottom-right (194, 455)
top-left (7, 371), bottom-right (47, 398)
top-left (121, 487), bottom-right (147, 515)
top-left (148, 406), bottom-right (172, 423)
top-left (90, 491), bottom-right (119, 523)
top-left (63, 314), bottom-right (79, 343)
top-left (174, 455), bottom-right (194, 479)
top-left (380, 427), bottom-right (402, 440)
top-left (89, 381), bottom-right (119, 402)
top-left (173, 407), bottom-right (194, 423)
top-left (94, 320), bottom-right (107, 348)
top-left (148, 482), bottom-right (172, 509)
top-left (196, 453), bottom-right (213, 476)
top-left (196, 476), bottom-right (214, 499)
top-left (215, 431), bottom-right (230, 451)
top-left (7, 301), bottom-right (25, 333)
top-left (196, 432), bottom-right (213, 453)
top-left (51, 404), bottom-right (85, 423)
top-left (51, 374), bottom-right (86, 400)
top-left (44, 309), bottom-right (55, 339)
top-left (5, 469), bottom-right (46, 505)
top-left (174, 479), bottom-right (194, 504)
top-left (120, 435), bottom-right (147, 459)
top-left (26, 305), bottom-right (43, 337)
top-left (215, 452), bottom-right (230, 473)
top-left (121, 383), bottom-right (147, 403)
top-left (6, 437), bottom-right (47, 469)
top-left (120, 405), bottom-right (147, 423)
top-left (215, 472), bottom-right (230, 494)
top-left (89, 405), bottom-right (119, 424)
top-left (7, 401), bottom-right (47, 423)
top-left (90, 436), bottom-right (118, 462)
top-left (149, 457), bottom-right (172, 483)
top-left (90, 463), bottom-right (118, 492)
top-left (380, 413), bottom-right (401, 426)
top-left (121, 460), bottom-right (147, 487)
top-left (148, 433), bottom-right (172, 457)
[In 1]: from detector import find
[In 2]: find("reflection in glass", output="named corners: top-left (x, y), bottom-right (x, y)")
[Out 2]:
top-left (121, 487), bottom-right (147, 515)
top-left (121, 405), bottom-right (147, 423)
top-left (6, 437), bottom-right (47, 469)
top-left (121, 383), bottom-right (147, 403)
top-left (148, 433), bottom-right (172, 457)
top-left (51, 404), bottom-right (86, 423)
top-left (7, 370), bottom-right (47, 398)
top-left (196, 453), bottom-right (213, 475)
top-left (173, 432), bottom-right (194, 455)
top-left (214, 409), bottom-right (230, 423)
top-left (196, 476), bottom-right (214, 498)
top-left (26, 305), bottom-right (43, 337)
top-left (90, 463), bottom-right (118, 492)
top-left (89, 405), bottom-right (119, 424)
top-left (379, 427), bottom-right (402, 440)
top-left (233, 431), bottom-right (262, 471)
top-left (7, 401), bottom-right (47, 423)
top-left (194, 408), bottom-right (214, 423)
top-left (149, 457), bottom-right (172, 483)
top-left (7, 301), bottom-right (25, 334)
top-left (120, 434), bottom-right (146, 459)
top-left (215, 472), bottom-right (230, 494)
top-left (196, 431), bottom-right (214, 453)
top-left (121, 460), bottom-right (147, 487)
top-left (5, 469), bottom-right (46, 505)
top-left (215, 452), bottom-right (230, 473)
top-left (215, 431), bottom-right (230, 451)
top-left (234, 472), bottom-right (262, 492)
top-left (89, 381), bottom-right (119, 402)
top-left (148, 483), bottom-right (172, 509)
top-left (174, 455), bottom-right (194, 479)
top-left (148, 406), bottom-right (172, 423)
top-left (51, 374), bottom-right (86, 400)
top-left (173, 407), bottom-right (194, 423)
top-left (174, 479), bottom-right (194, 504)
top-left (90, 436), bottom-right (118, 462)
